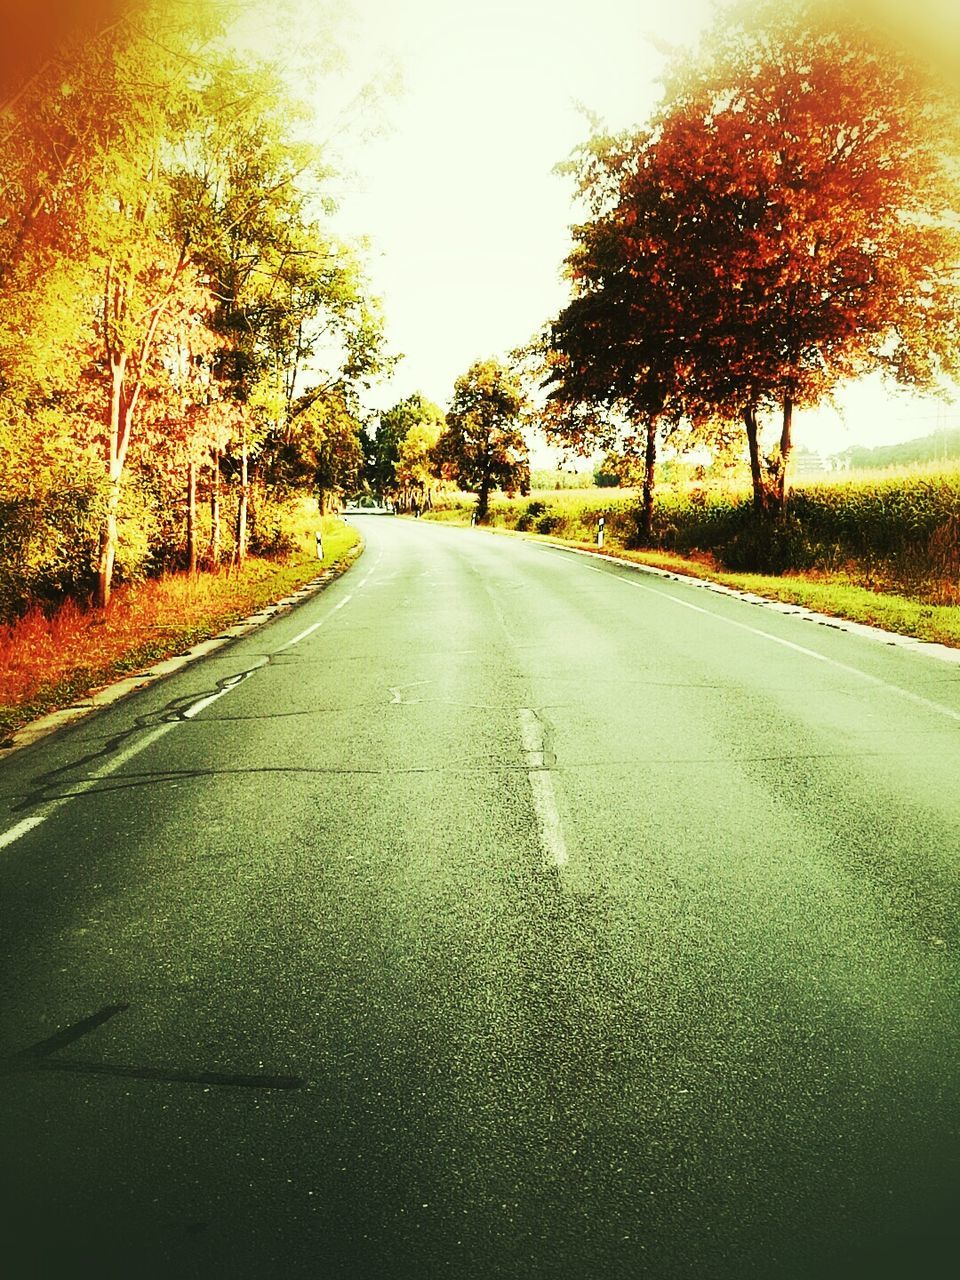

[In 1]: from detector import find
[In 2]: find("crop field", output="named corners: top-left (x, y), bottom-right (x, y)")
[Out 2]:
top-left (427, 467), bottom-right (960, 607)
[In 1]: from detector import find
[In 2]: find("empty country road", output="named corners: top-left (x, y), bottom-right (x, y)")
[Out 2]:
top-left (1, 514), bottom-right (958, 1279)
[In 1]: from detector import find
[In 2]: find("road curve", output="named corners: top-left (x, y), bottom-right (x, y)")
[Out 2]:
top-left (1, 514), bottom-right (958, 1279)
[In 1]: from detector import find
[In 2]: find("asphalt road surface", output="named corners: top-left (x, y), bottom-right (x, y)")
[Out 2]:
top-left (1, 515), bottom-right (958, 1279)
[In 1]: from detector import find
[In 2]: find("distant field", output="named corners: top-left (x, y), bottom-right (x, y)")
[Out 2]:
top-left (427, 467), bottom-right (960, 608)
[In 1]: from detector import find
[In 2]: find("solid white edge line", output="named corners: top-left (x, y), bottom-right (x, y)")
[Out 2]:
top-left (0, 721), bottom-right (179, 852)
top-left (574, 560), bottom-right (960, 724)
top-left (542, 539), bottom-right (960, 665)
top-left (276, 593), bottom-right (354, 652)
top-left (1, 559), bottom-right (371, 850)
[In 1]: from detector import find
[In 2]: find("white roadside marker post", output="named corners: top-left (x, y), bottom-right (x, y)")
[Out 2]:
top-left (315, 530), bottom-right (324, 560)
top-left (597, 515), bottom-right (605, 549)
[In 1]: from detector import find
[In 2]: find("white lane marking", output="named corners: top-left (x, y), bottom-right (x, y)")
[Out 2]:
top-left (0, 814), bottom-right (46, 851)
top-left (577, 562), bottom-right (960, 724)
top-left (276, 593), bottom-right (353, 652)
top-left (519, 708), bottom-right (568, 868)
top-left (519, 708), bottom-right (542, 757)
top-left (355, 546), bottom-right (384, 589)
top-left (0, 721), bottom-right (178, 852)
top-left (182, 659), bottom-right (268, 720)
top-left (1, 567), bottom-right (370, 852)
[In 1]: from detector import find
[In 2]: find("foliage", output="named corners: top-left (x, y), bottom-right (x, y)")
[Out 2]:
top-left (0, 0), bottom-right (386, 621)
top-left (843, 427), bottom-right (960, 471)
top-left (367, 392), bottom-right (445, 508)
top-left (426, 467), bottom-right (960, 596)
top-left (545, 0), bottom-right (960, 520)
top-left (594, 451), bottom-right (646, 488)
top-left (435, 359), bottom-right (529, 520)
top-left (0, 511), bottom-right (360, 738)
top-left (529, 468), bottom-right (595, 490)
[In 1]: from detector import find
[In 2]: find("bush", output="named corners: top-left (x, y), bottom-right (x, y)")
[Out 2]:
top-left (0, 481), bottom-right (106, 620)
top-left (249, 492), bottom-right (310, 558)
top-left (719, 513), bottom-right (819, 575)
top-left (515, 500), bottom-right (547, 531)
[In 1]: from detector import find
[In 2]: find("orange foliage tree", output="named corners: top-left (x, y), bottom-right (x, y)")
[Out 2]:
top-left (547, 0), bottom-right (960, 516)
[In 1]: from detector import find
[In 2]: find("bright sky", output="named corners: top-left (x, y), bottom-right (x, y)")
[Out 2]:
top-left (330, 1), bottom-right (712, 403)
top-left (320, 0), bottom-right (958, 457)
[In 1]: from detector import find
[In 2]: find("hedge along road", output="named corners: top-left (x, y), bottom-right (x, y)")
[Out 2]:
top-left (0, 514), bottom-right (958, 1280)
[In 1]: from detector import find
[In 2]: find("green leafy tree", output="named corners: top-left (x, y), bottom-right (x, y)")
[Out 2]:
top-left (436, 360), bottom-right (529, 520)
top-left (171, 55), bottom-right (387, 561)
top-left (396, 404), bottom-right (445, 511)
top-left (368, 394), bottom-right (442, 508)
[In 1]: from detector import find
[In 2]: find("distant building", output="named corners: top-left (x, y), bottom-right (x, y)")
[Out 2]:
top-left (792, 447), bottom-right (829, 478)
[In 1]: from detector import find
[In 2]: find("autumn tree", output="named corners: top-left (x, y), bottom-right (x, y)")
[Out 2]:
top-left (396, 398), bottom-right (445, 511)
top-left (544, 131), bottom-right (694, 539)
top-left (546, 0), bottom-right (960, 523)
top-left (268, 389), bottom-right (365, 514)
top-left (436, 360), bottom-right (528, 520)
top-left (0, 2), bottom-right (229, 607)
top-left (0, 2), bottom-right (389, 616)
top-left (171, 55), bottom-right (387, 563)
top-left (652, 0), bottom-right (960, 510)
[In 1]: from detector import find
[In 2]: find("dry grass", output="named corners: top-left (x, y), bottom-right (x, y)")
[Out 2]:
top-left (0, 518), bottom-right (360, 740)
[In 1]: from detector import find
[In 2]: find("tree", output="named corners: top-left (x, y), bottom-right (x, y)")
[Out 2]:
top-left (277, 389), bottom-right (365, 513)
top-left (546, 0), bottom-right (960, 523)
top-left (0, 1), bottom-right (390, 619)
top-left (651, 0), bottom-right (960, 510)
top-left (171, 55), bottom-right (388, 560)
top-left (396, 402), bottom-right (445, 511)
top-left (436, 360), bottom-right (528, 520)
top-left (544, 135), bottom-right (691, 539)
top-left (370, 393), bottom-right (445, 509)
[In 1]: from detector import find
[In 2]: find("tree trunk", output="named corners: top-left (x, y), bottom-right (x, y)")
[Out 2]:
top-left (96, 479), bottom-right (119, 609)
top-left (95, 357), bottom-right (128, 608)
top-left (774, 394), bottom-right (794, 511)
top-left (186, 461), bottom-right (197, 576)
top-left (236, 431), bottom-right (248, 566)
top-left (210, 449), bottom-right (221, 566)
top-left (641, 420), bottom-right (657, 541)
top-left (743, 403), bottom-right (768, 514)
top-left (477, 468), bottom-right (492, 521)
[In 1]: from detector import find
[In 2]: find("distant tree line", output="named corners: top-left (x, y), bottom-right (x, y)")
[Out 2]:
top-left (362, 359), bottom-right (529, 521)
top-left (840, 427), bottom-right (960, 472)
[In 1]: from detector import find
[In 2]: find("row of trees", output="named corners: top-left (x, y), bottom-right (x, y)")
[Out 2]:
top-left (364, 360), bottom-right (530, 520)
top-left (539, 0), bottom-right (960, 538)
top-left (0, 0), bottom-right (384, 617)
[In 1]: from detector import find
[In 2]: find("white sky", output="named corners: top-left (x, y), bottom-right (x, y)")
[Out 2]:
top-left (318, 0), bottom-right (958, 458)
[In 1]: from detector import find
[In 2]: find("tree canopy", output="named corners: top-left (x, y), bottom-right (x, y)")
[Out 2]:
top-left (0, 0), bottom-right (386, 615)
top-left (545, 0), bottom-right (960, 521)
top-left (436, 360), bottom-right (529, 520)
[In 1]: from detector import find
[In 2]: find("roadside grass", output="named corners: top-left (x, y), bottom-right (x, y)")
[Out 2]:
top-left (0, 516), bottom-right (360, 741)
